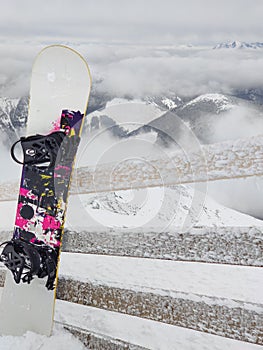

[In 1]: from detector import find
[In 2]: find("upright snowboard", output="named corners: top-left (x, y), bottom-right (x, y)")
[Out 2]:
top-left (0, 45), bottom-right (91, 335)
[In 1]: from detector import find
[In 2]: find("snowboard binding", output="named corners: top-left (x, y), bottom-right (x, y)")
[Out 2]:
top-left (11, 131), bottom-right (66, 168)
top-left (11, 109), bottom-right (82, 169)
top-left (0, 238), bottom-right (57, 290)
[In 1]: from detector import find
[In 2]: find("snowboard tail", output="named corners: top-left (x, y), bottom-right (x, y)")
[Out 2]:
top-left (1, 110), bottom-right (83, 290)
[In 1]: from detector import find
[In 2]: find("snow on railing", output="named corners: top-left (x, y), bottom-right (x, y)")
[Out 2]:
top-left (0, 135), bottom-right (263, 201)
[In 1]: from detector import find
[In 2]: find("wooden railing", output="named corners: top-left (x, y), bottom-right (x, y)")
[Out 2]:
top-left (0, 134), bottom-right (262, 349)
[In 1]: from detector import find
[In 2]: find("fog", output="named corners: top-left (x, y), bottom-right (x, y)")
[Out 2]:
top-left (1, 42), bottom-right (263, 100)
top-left (0, 139), bottom-right (21, 182)
top-left (205, 105), bottom-right (263, 143)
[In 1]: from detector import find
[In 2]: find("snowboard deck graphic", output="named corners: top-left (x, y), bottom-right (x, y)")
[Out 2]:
top-left (0, 45), bottom-right (91, 336)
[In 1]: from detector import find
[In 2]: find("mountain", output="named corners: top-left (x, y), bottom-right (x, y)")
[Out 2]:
top-left (128, 93), bottom-right (263, 146)
top-left (145, 95), bottom-right (184, 110)
top-left (214, 41), bottom-right (263, 49)
top-left (1, 91), bottom-right (263, 147)
top-left (0, 98), bottom-right (18, 144)
top-left (1, 91), bottom-right (261, 147)
top-left (0, 97), bottom-right (28, 145)
top-left (9, 96), bottom-right (29, 129)
top-left (234, 88), bottom-right (263, 105)
top-left (86, 98), bottom-right (165, 136)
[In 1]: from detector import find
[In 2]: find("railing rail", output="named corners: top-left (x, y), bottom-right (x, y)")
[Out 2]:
top-left (0, 135), bottom-right (262, 201)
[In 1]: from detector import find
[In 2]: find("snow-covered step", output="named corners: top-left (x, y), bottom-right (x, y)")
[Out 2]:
top-left (55, 300), bottom-right (263, 350)
top-left (55, 253), bottom-right (263, 345)
top-left (62, 226), bottom-right (263, 266)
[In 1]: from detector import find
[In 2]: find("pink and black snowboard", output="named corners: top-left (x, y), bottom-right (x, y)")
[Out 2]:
top-left (2, 110), bottom-right (84, 290)
top-left (0, 45), bottom-right (91, 336)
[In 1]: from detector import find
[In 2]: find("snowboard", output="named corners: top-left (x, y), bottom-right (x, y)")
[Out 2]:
top-left (0, 45), bottom-right (91, 335)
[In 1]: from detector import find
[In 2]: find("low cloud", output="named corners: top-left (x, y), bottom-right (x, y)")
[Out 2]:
top-left (1, 42), bottom-right (263, 99)
top-left (95, 47), bottom-right (263, 98)
top-left (206, 105), bottom-right (263, 143)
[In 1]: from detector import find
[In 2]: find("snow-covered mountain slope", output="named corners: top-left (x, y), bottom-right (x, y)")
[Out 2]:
top-left (65, 185), bottom-right (263, 231)
top-left (135, 93), bottom-right (263, 146)
top-left (145, 95), bottom-right (184, 111)
top-left (0, 97), bottom-right (19, 116)
top-left (214, 41), bottom-right (263, 49)
top-left (87, 97), bottom-right (164, 134)
top-left (0, 109), bottom-right (16, 142)
top-left (0, 96), bottom-right (28, 144)
top-left (10, 96), bottom-right (28, 129)
top-left (181, 93), bottom-right (234, 113)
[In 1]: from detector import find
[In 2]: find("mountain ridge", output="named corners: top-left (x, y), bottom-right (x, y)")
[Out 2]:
top-left (214, 41), bottom-right (263, 49)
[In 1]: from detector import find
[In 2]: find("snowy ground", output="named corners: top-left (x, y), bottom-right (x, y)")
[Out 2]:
top-left (0, 286), bottom-right (262, 350)
top-left (59, 253), bottom-right (263, 305)
top-left (0, 321), bottom-right (86, 350)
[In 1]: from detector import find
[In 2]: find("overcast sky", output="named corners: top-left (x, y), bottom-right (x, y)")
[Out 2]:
top-left (0, 0), bottom-right (262, 98)
top-left (0, 0), bottom-right (262, 44)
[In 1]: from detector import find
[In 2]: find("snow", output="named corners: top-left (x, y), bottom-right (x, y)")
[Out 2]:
top-left (0, 97), bottom-right (19, 116)
top-left (55, 301), bottom-right (262, 350)
top-left (65, 185), bottom-right (263, 231)
top-left (214, 41), bottom-right (263, 49)
top-left (0, 323), bottom-right (85, 350)
top-left (59, 253), bottom-right (263, 305)
top-left (0, 109), bottom-right (262, 347)
top-left (0, 201), bottom-right (16, 230)
top-left (0, 192), bottom-right (262, 349)
top-left (182, 93), bottom-right (233, 112)
top-left (0, 293), bottom-right (260, 350)
top-left (161, 97), bottom-right (177, 109)
top-left (0, 183), bottom-right (262, 233)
